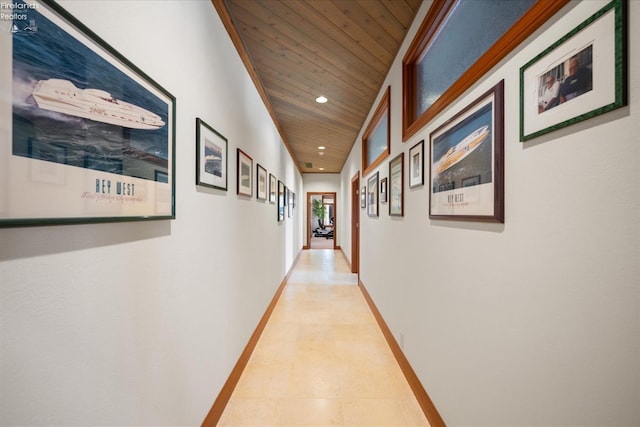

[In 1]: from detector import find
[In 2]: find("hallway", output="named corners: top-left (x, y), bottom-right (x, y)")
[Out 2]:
top-left (217, 249), bottom-right (430, 426)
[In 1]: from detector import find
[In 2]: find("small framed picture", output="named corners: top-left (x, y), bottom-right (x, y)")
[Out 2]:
top-left (256, 164), bottom-right (267, 200)
top-left (237, 148), bottom-right (253, 196)
top-left (429, 80), bottom-right (504, 222)
top-left (409, 140), bottom-right (424, 188)
top-left (278, 180), bottom-right (285, 221)
top-left (389, 153), bottom-right (404, 217)
top-left (520, 0), bottom-right (627, 141)
top-left (196, 118), bottom-right (228, 191)
top-left (367, 172), bottom-right (379, 217)
top-left (380, 178), bottom-right (388, 203)
top-left (360, 186), bottom-right (366, 209)
top-left (269, 173), bottom-right (277, 203)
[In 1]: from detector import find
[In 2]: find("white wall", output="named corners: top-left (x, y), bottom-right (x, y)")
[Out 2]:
top-left (0, 1), bottom-right (302, 425)
top-left (341, 0), bottom-right (640, 425)
top-left (302, 173), bottom-right (341, 247)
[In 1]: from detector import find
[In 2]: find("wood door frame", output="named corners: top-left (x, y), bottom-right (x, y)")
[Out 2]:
top-left (306, 191), bottom-right (337, 250)
top-left (351, 172), bottom-right (360, 274)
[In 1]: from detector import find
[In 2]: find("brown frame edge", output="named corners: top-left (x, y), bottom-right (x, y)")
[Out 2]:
top-left (306, 191), bottom-right (337, 250)
top-left (362, 87), bottom-right (391, 176)
top-left (358, 279), bottom-right (446, 427)
top-left (201, 249), bottom-right (303, 426)
top-left (402, 0), bottom-right (570, 142)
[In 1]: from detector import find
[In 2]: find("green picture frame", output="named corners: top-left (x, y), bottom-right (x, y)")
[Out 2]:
top-left (520, 0), bottom-right (627, 141)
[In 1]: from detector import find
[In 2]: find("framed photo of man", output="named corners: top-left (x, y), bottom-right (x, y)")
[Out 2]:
top-left (520, 0), bottom-right (627, 141)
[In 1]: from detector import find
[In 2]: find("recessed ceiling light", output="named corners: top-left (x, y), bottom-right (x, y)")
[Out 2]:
top-left (315, 96), bottom-right (328, 104)
top-left (318, 146), bottom-right (326, 150)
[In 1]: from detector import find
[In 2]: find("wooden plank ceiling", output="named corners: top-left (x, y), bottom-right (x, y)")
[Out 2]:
top-left (213, 0), bottom-right (423, 173)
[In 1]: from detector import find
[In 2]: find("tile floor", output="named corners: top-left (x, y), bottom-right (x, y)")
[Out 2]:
top-left (217, 249), bottom-right (430, 427)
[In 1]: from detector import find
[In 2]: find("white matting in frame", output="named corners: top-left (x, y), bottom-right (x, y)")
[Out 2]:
top-left (1, 0), bottom-right (176, 227)
top-left (520, 0), bottom-right (626, 141)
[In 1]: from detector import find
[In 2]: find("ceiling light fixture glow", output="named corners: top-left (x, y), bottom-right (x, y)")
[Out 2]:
top-left (318, 146), bottom-right (326, 150)
top-left (315, 95), bottom-right (328, 104)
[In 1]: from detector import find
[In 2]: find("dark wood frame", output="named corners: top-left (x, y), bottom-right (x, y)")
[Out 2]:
top-left (196, 118), bottom-right (228, 191)
top-left (236, 148), bottom-right (253, 196)
top-left (402, 0), bottom-right (569, 142)
top-left (389, 153), bottom-right (404, 217)
top-left (367, 172), bottom-right (379, 218)
top-left (268, 173), bottom-right (276, 203)
top-left (380, 178), bottom-right (388, 203)
top-left (428, 80), bottom-right (504, 223)
top-left (277, 180), bottom-right (285, 221)
top-left (362, 86), bottom-right (391, 176)
top-left (519, 0), bottom-right (627, 141)
top-left (409, 140), bottom-right (424, 189)
top-left (306, 191), bottom-right (337, 250)
top-left (256, 164), bottom-right (267, 200)
top-left (350, 172), bottom-right (360, 274)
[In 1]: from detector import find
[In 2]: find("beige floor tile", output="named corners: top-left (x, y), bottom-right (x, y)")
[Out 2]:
top-left (294, 339), bottom-right (342, 364)
top-left (275, 398), bottom-right (343, 426)
top-left (231, 362), bottom-right (291, 399)
top-left (341, 398), bottom-right (411, 426)
top-left (286, 361), bottom-right (344, 398)
top-left (339, 362), bottom-right (415, 399)
top-left (250, 337), bottom-right (297, 365)
top-left (217, 398), bottom-right (279, 426)
top-left (399, 399), bottom-right (431, 426)
top-left (334, 339), bottom-right (398, 366)
top-left (217, 249), bottom-right (430, 427)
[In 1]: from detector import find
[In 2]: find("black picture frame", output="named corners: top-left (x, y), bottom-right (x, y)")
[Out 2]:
top-left (236, 148), bottom-right (253, 197)
top-left (367, 172), bottom-right (379, 217)
top-left (256, 164), bottom-right (267, 200)
top-left (429, 80), bottom-right (504, 222)
top-left (389, 153), bottom-right (404, 217)
top-left (269, 173), bottom-right (276, 204)
top-left (277, 180), bottom-right (285, 221)
top-left (196, 118), bottom-right (227, 191)
top-left (380, 178), bottom-right (388, 203)
top-left (409, 140), bottom-right (424, 188)
top-left (2, 0), bottom-right (176, 227)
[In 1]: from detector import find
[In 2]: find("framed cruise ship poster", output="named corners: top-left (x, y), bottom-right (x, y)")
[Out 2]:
top-left (429, 80), bottom-right (504, 223)
top-left (0, 0), bottom-right (176, 227)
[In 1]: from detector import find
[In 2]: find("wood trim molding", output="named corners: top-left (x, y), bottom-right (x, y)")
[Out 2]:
top-left (362, 86), bottom-right (391, 176)
top-left (307, 191), bottom-right (337, 250)
top-left (402, 0), bottom-right (570, 142)
top-left (358, 279), bottom-right (446, 427)
top-left (211, 0), bottom-right (301, 174)
top-left (201, 249), bottom-right (303, 426)
top-left (339, 247), bottom-right (352, 271)
top-left (350, 171), bottom-right (360, 275)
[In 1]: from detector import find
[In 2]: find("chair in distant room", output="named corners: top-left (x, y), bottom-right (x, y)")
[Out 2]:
top-left (314, 218), bottom-right (330, 237)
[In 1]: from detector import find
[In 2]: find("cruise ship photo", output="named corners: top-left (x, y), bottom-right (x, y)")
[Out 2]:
top-left (433, 125), bottom-right (489, 176)
top-left (31, 78), bottom-right (165, 130)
